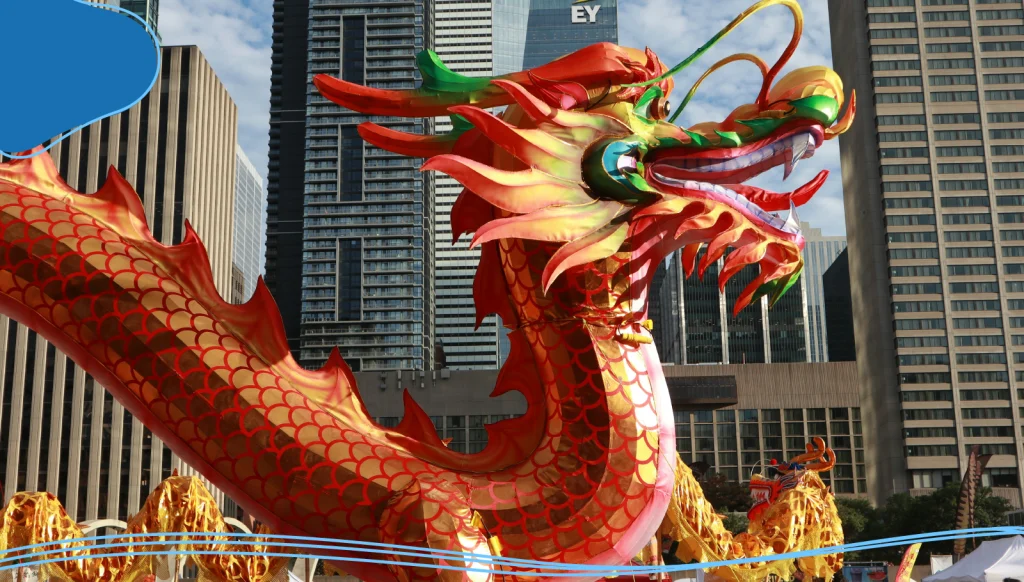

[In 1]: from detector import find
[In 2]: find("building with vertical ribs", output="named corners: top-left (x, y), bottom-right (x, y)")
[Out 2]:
top-left (431, 0), bottom-right (504, 370)
top-left (0, 45), bottom-right (238, 520)
top-left (829, 0), bottom-right (1024, 508)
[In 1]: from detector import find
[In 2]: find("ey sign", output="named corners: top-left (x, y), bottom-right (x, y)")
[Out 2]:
top-left (571, 3), bottom-right (601, 23)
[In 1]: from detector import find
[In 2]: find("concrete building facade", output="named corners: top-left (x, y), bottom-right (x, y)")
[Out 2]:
top-left (801, 222), bottom-right (848, 362)
top-left (0, 46), bottom-right (238, 520)
top-left (357, 362), bottom-right (869, 495)
top-left (829, 0), bottom-right (1024, 506)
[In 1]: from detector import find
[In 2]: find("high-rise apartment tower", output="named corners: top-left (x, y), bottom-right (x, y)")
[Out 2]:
top-left (299, 0), bottom-right (434, 372)
top-left (830, 0), bottom-right (1024, 506)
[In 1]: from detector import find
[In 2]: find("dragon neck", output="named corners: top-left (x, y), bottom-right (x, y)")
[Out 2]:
top-left (497, 239), bottom-right (649, 328)
top-left (475, 237), bottom-right (676, 570)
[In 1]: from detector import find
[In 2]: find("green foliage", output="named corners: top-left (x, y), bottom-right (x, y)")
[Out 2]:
top-left (835, 483), bottom-right (1014, 563)
top-left (835, 497), bottom-right (882, 561)
top-left (722, 512), bottom-right (749, 535)
top-left (700, 472), bottom-right (753, 513)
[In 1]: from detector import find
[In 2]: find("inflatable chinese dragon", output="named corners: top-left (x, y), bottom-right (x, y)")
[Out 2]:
top-left (0, 0), bottom-right (853, 580)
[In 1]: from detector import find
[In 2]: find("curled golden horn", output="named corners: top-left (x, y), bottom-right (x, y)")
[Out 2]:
top-left (781, 437), bottom-right (835, 473)
top-left (799, 437), bottom-right (836, 472)
top-left (806, 448), bottom-right (836, 473)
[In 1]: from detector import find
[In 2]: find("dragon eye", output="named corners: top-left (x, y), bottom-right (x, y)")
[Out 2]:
top-left (616, 150), bottom-right (640, 173)
top-left (649, 97), bottom-right (670, 121)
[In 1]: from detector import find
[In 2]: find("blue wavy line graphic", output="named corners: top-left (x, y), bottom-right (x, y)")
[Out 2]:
top-left (0, 0), bottom-right (161, 158)
top-left (1, 526), bottom-right (1020, 576)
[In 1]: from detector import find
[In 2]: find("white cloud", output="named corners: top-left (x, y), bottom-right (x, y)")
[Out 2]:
top-left (619, 0), bottom-right (848, 236)
top-left (159, 0), bottom-right (273, 182)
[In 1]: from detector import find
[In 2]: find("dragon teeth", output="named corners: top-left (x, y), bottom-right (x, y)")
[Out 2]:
top-left (785, 200), bottom-right (801, 233)
top-left (784, 133), bottom-right (813, 181)
top-left (652, 172), bottom-right (803, 236)
top-left (689, 132), bottom-right (815, 177)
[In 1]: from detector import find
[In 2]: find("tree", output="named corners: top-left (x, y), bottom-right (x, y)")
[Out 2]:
top-left (835, 497), bottom-right (882, 561)
top-left (865, 482), bottom-right (1014, 561)
top-left (699, 472), bottom-right (753, 513)
top-left (722, 512), bottom-right (749, 535)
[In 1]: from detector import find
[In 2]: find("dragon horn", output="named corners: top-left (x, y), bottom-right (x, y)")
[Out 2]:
top-left (314, 44), bottom-right (667, 119)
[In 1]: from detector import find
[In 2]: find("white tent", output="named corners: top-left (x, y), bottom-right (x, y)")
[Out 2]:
top-left (924, 535), bottom-right (1024, 582)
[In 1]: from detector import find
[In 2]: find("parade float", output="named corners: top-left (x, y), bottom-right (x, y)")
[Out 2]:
top-left (0, 0), bottom-right (853, 580)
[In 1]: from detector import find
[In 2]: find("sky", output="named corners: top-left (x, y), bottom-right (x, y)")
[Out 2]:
top-left (158, 0), bottom-right (848, 236)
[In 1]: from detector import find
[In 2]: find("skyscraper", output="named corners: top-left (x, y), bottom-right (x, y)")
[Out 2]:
top-left (0, 46), bottom-right (238, 520)
top-left (522, 0), bottom-right (618, 69)
top-left (118, 0), bottom-right (158, 32)
top-left (494, 0), bottom-right (531, 76)
top-left (299, 0), bottom-right (433, 372)
top-left (266, 0), bottom-right (309, 358)
top-left (234, 146), bottom-right (266, 301)
top-left (432, 1), bottom-right (503, 370)
top-left (650, 250), bottom-right (812, 365)
top-left (801, 222), bottom-right (848, 362)
top-left (823, 249), bottom-right (855, 363)
top-left (98, 0), bottom-right (160, 40)
top-left (830, 0), bottom-right (1024, 506)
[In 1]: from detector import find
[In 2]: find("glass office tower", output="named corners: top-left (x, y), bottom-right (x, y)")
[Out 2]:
top-left (801, 223), bottom-right (848, 362)
top-left (116, 0), bottom-right (160, 39)
top-left (234, 146), bottom-right (266, 301)
top-left (650, 250), bottom-right (812, 365)
top-left (522, 0), bottom-right (618, 69)
top-left (300, 1), bottom-right (433, 372)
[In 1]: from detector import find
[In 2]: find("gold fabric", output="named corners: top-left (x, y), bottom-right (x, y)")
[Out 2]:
top-left (660, 454), bottom-right (842, 581)
top-left (0, 475), bottom-right (288, 582)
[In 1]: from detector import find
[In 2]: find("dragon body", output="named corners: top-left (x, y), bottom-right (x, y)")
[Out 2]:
top-left (0, 2), bottom-right (853, 580)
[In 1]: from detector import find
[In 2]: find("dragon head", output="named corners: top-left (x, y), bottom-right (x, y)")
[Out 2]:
top-left (747, 437), bottom-right (836, 523)
top-left (315, 0), bottom-right (854, 317)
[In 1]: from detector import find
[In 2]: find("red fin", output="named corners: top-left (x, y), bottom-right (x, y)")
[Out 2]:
top-left (473, 241), bottom-right (518, 329)
top-left (393, 391), bottom-right (446, 448)
top-left (358, 123), bottom-right (458, 159)
top-left (0, 148), bottom-right (77, 198)
top-left (491, 80), bottom-right (555, 124)
top-left (527, 72), bottom-right (590, 110)
top-left (681, 243), bottom-right (703, 279)
top-left (386, 330), bottom-right (544, 471)
top-left (450, 191), bottom-right (493, 244)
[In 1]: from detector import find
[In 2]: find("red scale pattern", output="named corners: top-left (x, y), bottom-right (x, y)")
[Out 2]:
top-left (0, 158), bottom-right (670, 582)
